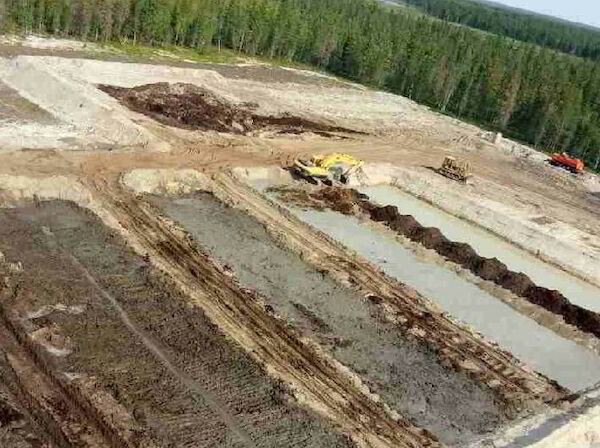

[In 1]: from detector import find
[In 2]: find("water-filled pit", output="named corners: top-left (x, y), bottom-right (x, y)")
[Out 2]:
top-left (361, 185), bottom-right (600, 313)
top-left (246, 175), bottom-right (600, 391)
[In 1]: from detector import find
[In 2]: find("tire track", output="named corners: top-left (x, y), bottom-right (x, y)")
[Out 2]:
top-left (66, 250), bottom-right (257, 448)
top-left (92, 179), bottom-right (441, 448)
top-left (211, 173), bottom-right (566, 407)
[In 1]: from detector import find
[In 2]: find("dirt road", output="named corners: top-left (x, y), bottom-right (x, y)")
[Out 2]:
top-left (89, 178), bottom-right (443, 448)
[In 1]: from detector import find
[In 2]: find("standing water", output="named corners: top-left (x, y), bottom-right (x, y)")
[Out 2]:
top-left (279, 201), bottom-right (600, 391)
top-left (361, 185), bottom-right (600, 313)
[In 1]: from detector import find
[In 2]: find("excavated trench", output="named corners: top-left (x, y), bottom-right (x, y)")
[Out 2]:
top-left (0, 200), bottom-right (353, 448)
top-left (302, 187), bottom-right (600, 340)
top-left (361, 185), bottom-right (600, 314)
top-left (99, 82), bottom-right (361, 137)
top-left (262, 185), bottom-right (600, 391)
top-left (149, 191), bottom-right (534, 447)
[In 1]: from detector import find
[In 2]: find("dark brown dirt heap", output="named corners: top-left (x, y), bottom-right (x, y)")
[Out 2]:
top-left (99, 82), bottom-right (359, 136)
top-left (318, 187), bottom-right (600, 339)
top-left (310, 187), bottom-right (367, 215)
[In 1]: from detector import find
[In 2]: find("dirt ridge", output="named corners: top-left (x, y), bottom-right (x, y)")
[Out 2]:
top-left (93, 182), bottom-right (442, 448)
top-left (310, 187), bottom-right (600, 340)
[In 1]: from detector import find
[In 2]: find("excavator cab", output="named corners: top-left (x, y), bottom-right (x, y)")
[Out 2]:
top-left (292, 153), bottom-right (364, 185)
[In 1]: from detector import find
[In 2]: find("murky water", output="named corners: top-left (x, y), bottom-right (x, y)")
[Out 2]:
top-left (285, 205), bottom-right (600, 391)
top-left (361, 185), bottom-right (600, 313)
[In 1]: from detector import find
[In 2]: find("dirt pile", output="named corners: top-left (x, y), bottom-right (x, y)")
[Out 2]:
top-left (99, 82), bottom-right (360, 136)
top-left (310, 187), bottom-right (600, 339)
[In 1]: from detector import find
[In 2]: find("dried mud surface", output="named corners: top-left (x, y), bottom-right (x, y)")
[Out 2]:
top-left (99, 82), bottom-right (360, 137)
top-left (150, 192), bottom-right (513, 446)
top-left (298, 187), bottom-right (600, 340)
top-left (0, 201), bottom-right (354, 448)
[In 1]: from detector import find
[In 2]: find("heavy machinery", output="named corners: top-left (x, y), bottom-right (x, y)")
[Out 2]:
top-left (549, 153), bottom-right (585, 174)
top-left (292, 153), bottom-right (364, 185)
top-left (438, 156), bottom-right (472, 183)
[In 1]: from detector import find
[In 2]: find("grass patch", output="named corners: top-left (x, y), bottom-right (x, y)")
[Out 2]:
top-left (101, 40), bottom-right (244, 64)
top-left (101, 40), bottom-right (318, 72)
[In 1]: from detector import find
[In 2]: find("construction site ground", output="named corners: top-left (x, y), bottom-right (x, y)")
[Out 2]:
top-left (0, 36), bottom-right (599, 447)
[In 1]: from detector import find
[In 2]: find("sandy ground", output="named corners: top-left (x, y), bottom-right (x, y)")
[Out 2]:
top-left (0, 37), bottom-right (598, 447)
top-left (0, 49), bottom-right (597, 287)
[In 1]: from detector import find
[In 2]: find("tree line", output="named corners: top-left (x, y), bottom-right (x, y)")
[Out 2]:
top-left (400, 0), bottom-right (600, 62)
top-left (1, 0), bottom-right (600, 170)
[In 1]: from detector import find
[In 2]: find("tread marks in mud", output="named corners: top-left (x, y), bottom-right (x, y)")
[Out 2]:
top-left (0, 203), bottom-right (356, 448)
top-left (150, 191), bottom-right (533, 446)
top-left (99, 190), bottom-right (442, 448)
top-left (226, 178), bottom-right (565, 405)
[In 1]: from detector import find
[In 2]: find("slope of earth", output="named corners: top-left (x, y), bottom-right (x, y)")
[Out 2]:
top-left (301, 186), bottom-right (600, 339)
top-left (0, 200), bottom-right (355, 448)
top-left (205, 172), bottom-right (567, 397)
top-left (0, 51), bottom-right (594, 287)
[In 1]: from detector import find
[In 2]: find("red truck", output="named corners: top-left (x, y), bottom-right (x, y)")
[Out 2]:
top-left (549, 153), bottom-right (585, 174)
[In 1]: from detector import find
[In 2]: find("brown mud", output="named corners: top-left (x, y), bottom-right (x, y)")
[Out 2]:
top-left (0, 367), bottom-right (49, 448)
top-left (99, 82), bottom-right (362, 137)
top-left (150, 191), bottom-right (516, 446)
top-left (0, 200), bottom-right (356, 448)
top-left (304, 187), bottom-right (600, 340)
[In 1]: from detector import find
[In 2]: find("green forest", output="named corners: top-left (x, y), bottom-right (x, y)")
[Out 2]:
top-left (402, 0), bottom-right (600, 61)
top-left (1, 0), bottom-right (600, 170)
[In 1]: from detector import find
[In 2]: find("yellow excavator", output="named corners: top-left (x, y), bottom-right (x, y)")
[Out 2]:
top-left (292, 153), bottom-right (364, 185)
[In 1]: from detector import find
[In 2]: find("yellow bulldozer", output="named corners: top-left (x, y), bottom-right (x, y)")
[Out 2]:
top-left (292, 153), bottom-right (364, 185)
top-left (438, 156), bottom-right (472, 183)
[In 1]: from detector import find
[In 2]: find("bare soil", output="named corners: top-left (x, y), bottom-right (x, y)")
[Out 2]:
top-left (0, 200), bottom-right (355, 448)
top-left (150, 191), bottom-right (514, 446)
top-left (0, 372), bottom-right (47, 448)
top-left (0, 81), bottom-right (54, 123)
top-left (0, 43), bottom-right (598, 447)
top-left (0, 43), bottom-right (352, 88)
top-left (99, 82), bottom-right (360, 137)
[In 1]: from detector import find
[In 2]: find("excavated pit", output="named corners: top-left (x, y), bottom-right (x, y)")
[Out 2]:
top-left (294, 187), bottom-right (600, 340)
top-left (147, 191), bottom-right (535, 447)
top-left (263, 184), bottom-right (600, 391)
top-left (361, 184), bottom-right (600, 314)
top-left (99, 82), bottom-right (361, 137)
top-left (0, 200), bottom-right (353, 448)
